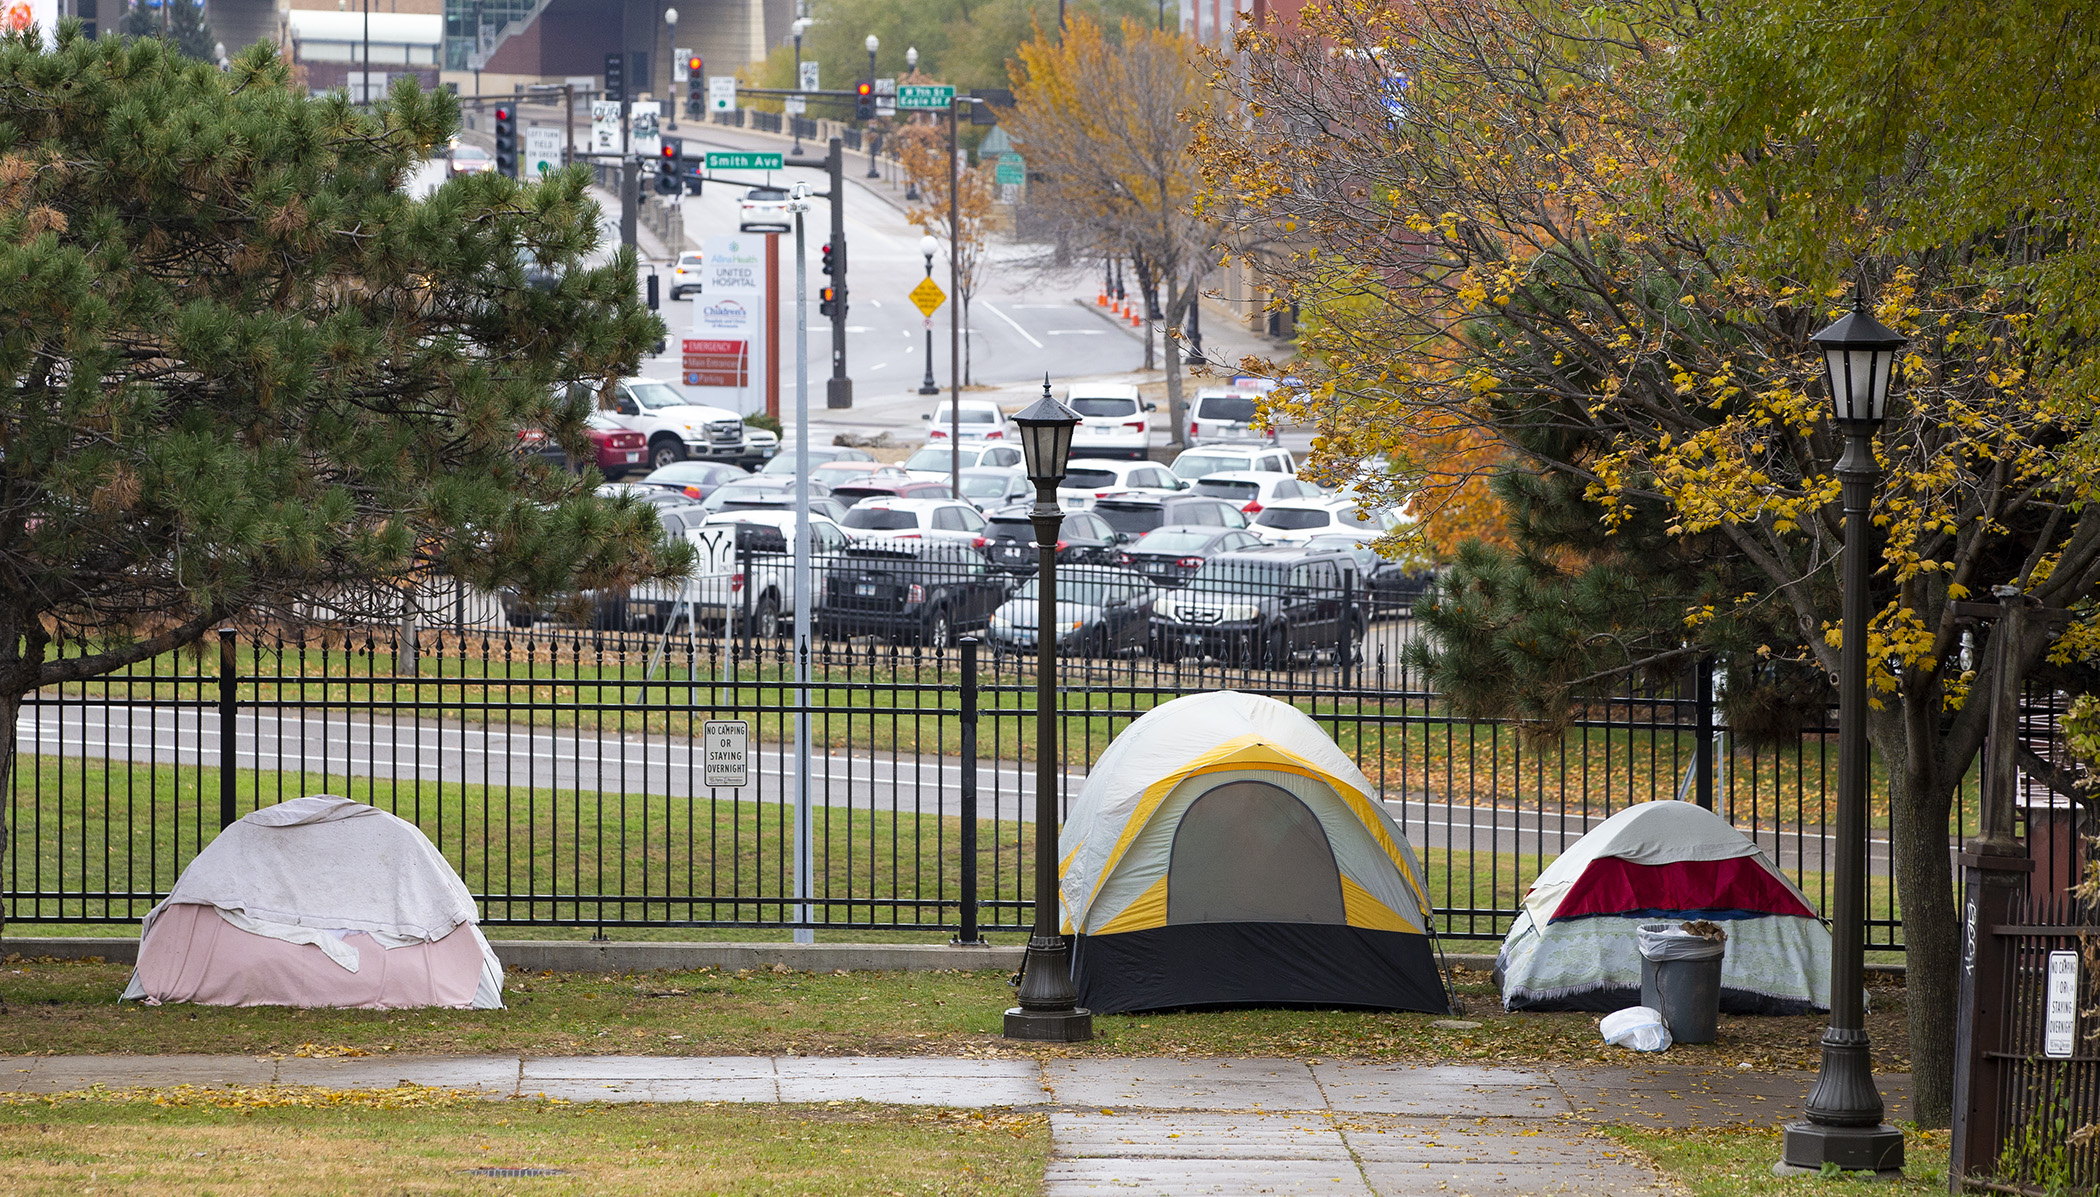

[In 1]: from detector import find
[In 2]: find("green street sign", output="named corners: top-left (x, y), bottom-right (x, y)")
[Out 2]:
top-left (896, 84), bottom-right (957, 111)
top-left (705, 151), bottom-right (784, 170)
top-left (995, 153), bottom-right (1025, 185)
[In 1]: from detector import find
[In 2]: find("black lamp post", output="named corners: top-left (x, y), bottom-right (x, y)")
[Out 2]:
top-left (865, 35), bottom-right (882, 178)
top-left (917, 235), bottom-right (940, 396)
top-left (1005, 379), bottom-right (1093, 1043)
top-left (1779, 291), bottom-right (1907, 1177)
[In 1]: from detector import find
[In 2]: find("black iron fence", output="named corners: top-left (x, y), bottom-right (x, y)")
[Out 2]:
top-left (4, 544), bottom-right (1980, 948)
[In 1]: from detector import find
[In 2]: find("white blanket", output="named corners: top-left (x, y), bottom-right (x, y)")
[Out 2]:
top-left (137, 795), bottom-right (483, 973)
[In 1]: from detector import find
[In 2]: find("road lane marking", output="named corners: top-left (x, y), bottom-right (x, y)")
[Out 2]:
top-left (1045, 330), bottom-right (1106, 336)
top-left (979, 302), bottom-right (1044, 349)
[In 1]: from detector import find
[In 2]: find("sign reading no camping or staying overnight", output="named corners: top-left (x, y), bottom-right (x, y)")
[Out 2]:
top-left (703, 720), bottom-right (750, 788)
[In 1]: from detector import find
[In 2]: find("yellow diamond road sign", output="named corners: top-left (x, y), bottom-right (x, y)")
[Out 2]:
top-left (909, 277), bottom-right (947, 317)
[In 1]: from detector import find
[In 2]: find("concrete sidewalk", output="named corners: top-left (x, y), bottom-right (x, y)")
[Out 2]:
top-left (1, 1053), bottom-right (1909, 1196)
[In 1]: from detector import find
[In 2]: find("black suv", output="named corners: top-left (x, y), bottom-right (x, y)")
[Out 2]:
top-left (817, 541), bottom-right (1014, 648)
top-left (1091, 493), bottom-right (1249, 542)
top-left (983, 505), bottom-right (1123, 574)
top-left (1148, 544), bottom-right (1358, 666)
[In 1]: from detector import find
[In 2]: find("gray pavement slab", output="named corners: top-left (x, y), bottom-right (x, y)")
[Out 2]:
top-left (5, 1054), bottom-right (275, 1092)
top-left (1054, 1111), bottom-right (1351, 1160)
top-left (275, 1055), bottom-right (519, 1092)
top-left (777, 1056), bottom-right (1042, 1105)
top-left (1046, 1058), bottom-right (1328, 1111)
top-left (1329, 1117), bottom-right (1624, 1165)
top-left (1314, 1062), bottom-right (1571, 1118)
top-left (521, 1077), bottom-right (782, 1103)
top-left (1551, 1064), bottom-right (1913, 1129)
top-left (520, 1055), bottom-right (776, 1080)
top-left (1045, 1157), bottom-right (1374, 1195)
top-left (1357, 1160), bottom-right (1669, 1195)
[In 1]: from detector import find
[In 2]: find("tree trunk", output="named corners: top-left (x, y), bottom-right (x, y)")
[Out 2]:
top-left (1872, 700), bottom-right (1958, 1127)
top-left (963, 296), bottom-right (974, 387)
top-left (1163, 280), bottom-right (1194, 451)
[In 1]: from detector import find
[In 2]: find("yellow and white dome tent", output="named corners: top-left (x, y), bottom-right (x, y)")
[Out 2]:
top-left (1060, 690), bottom-right (1450, 1013)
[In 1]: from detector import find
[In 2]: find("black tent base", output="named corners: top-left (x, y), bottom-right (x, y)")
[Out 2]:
top-left (1072, 922), bottom-right (1450, 1015)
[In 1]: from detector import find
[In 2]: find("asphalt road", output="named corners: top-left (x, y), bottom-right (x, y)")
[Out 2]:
top-left (19, 703), bottom-right (1894, 881)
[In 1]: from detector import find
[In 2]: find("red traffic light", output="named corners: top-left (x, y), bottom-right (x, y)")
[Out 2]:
top-left (856, 82), bottom-right (872, 97)
top-left (687, 55), bottom-right (702, 73)
top-left (662, 143), bottom-right (677, 159)
top-left (494, 106), bottom-right (510, 121)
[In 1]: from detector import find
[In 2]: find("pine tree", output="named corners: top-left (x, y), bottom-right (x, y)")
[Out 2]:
top-left (0, 28), bottom-right (686, 895)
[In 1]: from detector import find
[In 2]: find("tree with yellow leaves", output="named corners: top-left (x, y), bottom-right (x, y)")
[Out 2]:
top-left (1008, 16), bottom-right (1211, 443)
top-left (1191, 0), bottom-right (2100, 1126)
top-left (899, 123), bottom-right (999, 386)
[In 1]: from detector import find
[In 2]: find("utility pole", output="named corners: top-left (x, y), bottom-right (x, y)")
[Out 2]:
top-left (619, 99), bottom-right (637, 248)
top-left (826, 138), bottom-right (852, 409)
top-left (789, 182), bottom-right (815, 948)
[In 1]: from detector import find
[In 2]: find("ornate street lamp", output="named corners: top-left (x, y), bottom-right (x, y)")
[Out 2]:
top-left (903, 48), bottom-right (921, 201)
top-left (917, 235), bottom-right (941, 397)
top-left (1779, 291), bottom-right (1907, 1176)
top-left (1005, 379), bottom-right (1093, 1043)
top-left (663, 8), bottom-right (678, 129)
top-left (865, 34), bottom-right (882, 178)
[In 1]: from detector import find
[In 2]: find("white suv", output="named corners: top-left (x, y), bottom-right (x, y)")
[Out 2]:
top-left (598, 378), bottom-right (747, 470)
top-left (1056, 458), bottom-right (1187, 510)
top-left (838, 497), bottom-right (991, 550)
top-left (1170, 445), bottom-right (1298, 480)
top-left (1189, 470), bottom-right (1323, 517)
top-left (1067, 384), bottom-right (1153, 460)
top-left (1188, 388), bottom-right (1277, 446)
top-left (669, 250), bottom-right (705, 300)
top-left (922, 399), bottom-right (1014, 444)
top-left (1249, 496), bottom-right (1368, 544)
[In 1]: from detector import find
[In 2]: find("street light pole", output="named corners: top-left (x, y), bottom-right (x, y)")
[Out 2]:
top-left (1006, 381), bottom-right (1092, 1044)
top-left (663, 7), bottom-right (678, 130)
top-left (865, 34), bottom-right (881, 178)
top-left (903, 48), bottom-right (921, 201)
top-left (1779, 291), bottom-right (1908, 1178)
top-left (918, 235), bottom-right (940, 397)
top-left (791, 17), bottom-right (811, 155)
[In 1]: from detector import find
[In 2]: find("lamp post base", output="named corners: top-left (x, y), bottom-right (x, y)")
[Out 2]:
top-left (1777, 1122), bottom-right (1905, 1175)
top-left (1004, 1006), bottom-right (1094, 1041)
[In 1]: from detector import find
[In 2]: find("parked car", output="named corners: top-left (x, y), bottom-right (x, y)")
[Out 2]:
top-left (1169, 445), bottom-right (1298, 481)
top-left (592, 377), bottom-right (746, 469)
top-left (701, 510), bottom-right (853, 637)
top-left (830, 478), bottom-right (958, 506)
top-left (1117, 525), bottom-right (1265, 587)
top-left (446, 143), bottom-right (494, 177)
top-left (597, 482), bottom-right (705, 510)
top-left (1090, 493), bottom-right (1250, 542)
top-left (1056, 459), bottom-right (1187, 510)
top-left (700, 475), bottom-right (841, 519)
top-left (809, 461), bottom-right (903, 486)
top-left (669, 250), bottom-right (705, 299)
top-left (739, 186), bottom-right (792, 233)
top-left (921, 399), bottom-right (1014, 444)
top-left (740, 426), bottom-right (779, 469)
top-left (515, 426), bottom-right (568, 471)
top-left (981, 505), bottom-right (1123, 574)
top-left (902, 442), bottom-right (1024, 479)
top-left (1187, 388), bottom-right (1278, 446)
top-left (817, 541), bottom-right (1013, 648)
top-left (636, 460), bottom-right (750, 501)
top-left (1305, 534), bottom-right (1436, 613)
top-left (584, 411), bottom-right (649, 479)
top-left (957, 467), bottom-right (1032, 512)
top-left (759, 445), bottom-right (876, 475)
top-left (501, 504), bottom-right (723, 632)
top-left (1249, 496), bottom-right (1368, 544)
top-left (838, 498), bottom-right (990, 550)
top-left (1066, 384), bottom-right (1154, 460)
top-left (1189, 470), bottom-right (1323, 517)
top-left (985, 566), bottom-right (1158, 657)
top-left (1149, 545), bottom-right (1358, 667)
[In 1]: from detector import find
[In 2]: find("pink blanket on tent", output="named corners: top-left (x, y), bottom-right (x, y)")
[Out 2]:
top-left (132, 902), bottom-right (486, 1009)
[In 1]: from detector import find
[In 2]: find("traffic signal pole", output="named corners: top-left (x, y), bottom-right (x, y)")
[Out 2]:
top-left (826, 138), bottom-right (851, 409)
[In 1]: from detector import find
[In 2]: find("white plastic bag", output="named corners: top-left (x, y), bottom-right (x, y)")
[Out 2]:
top-left (1599, 1005), bottom-right (1673, 1052)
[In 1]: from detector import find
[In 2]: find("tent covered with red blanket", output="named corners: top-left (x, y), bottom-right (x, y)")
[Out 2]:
top-left (1494, 800), bottom-right (1831, 1014)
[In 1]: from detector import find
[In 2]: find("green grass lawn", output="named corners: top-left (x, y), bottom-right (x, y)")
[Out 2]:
top-left (0, 958), bottom-right (1916, 1074)
top-left (1603, 1124), bottom-right (1951, 1194)
top-left (0, 1093), bottom-right (1047, 1196)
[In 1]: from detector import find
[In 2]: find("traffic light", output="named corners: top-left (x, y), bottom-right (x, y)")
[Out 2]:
top-left (686, 55), bottom-right (705, 116)
top-left (854, 80), bottom-right (874, 121)
top-left (820, 243), bottom-right (836, 275)
top-left (656, 138), bottom-right (682, 195)
top-left (819, 286), bottom-right (837, 317)
top-left (493, 104), bottom-right (517, 177)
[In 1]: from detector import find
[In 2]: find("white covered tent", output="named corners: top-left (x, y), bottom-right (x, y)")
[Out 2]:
top-left (1495, 800), bottom-right (1831, 1014)
top-left (124, 796), bottom-right (503, 1009)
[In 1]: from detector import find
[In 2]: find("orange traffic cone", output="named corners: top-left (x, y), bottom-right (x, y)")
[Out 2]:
top-left (1128, 307), bottom-right (1142, 327)
top-left (1096, 290), bottom-right (1109, 306)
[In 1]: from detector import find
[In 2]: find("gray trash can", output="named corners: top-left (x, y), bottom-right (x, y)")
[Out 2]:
top-left (1638, 922), bottom-right (1726, 1044)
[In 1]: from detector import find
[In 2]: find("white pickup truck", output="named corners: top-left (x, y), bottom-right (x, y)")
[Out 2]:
top-left (599, 377), bottom-right (747, 471)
